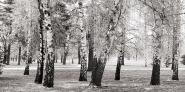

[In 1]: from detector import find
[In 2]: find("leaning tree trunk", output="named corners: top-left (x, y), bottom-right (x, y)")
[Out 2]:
top-left (150, 30), bottom-right (162, 85)
top-left (42, 0), bottom-right (55, 88)
top-left (18, 46), bottom-right (21, 65)
top-left (90, 19), bottom-right (112, 87)
top-left (35, 0), bottom-right (46, 84)
top-left (89, 0), bottom-right (122, 87)
top-left (90, 55), bottom-right (107, 86)
top-left (6, 44), bottom-right (11, 65)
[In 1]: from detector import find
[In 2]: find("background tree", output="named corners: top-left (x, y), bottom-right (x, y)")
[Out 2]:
top-left (0, 0), bottom-right (14, 65)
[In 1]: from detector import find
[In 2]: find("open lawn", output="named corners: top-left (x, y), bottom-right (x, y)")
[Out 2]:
top-left (1, 63), bottom-right (185, 92)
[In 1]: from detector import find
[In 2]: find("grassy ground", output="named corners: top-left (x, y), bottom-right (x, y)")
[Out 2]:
top-left (1, 64), bottom-right (185, 92)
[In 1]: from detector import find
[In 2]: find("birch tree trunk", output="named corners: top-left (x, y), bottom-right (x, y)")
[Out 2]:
top-left (79, 28), bottom-right (88, 81)
top-left (172, 27), bottom-right (179, 80)
top-left (24, 30), bottom-right (31, 75)
top-left (150, 29), bottom-right (162, 85)
top-left (35, 0), bottom-right (46, 84)
top-left (42, 0), bottom-right (55, 87)
top-left (90, 0), bottom-right (123, 87)
top-left (171, 1), bottom-right (180, 80)
top-left (78, 2), bottom-right (87, 81)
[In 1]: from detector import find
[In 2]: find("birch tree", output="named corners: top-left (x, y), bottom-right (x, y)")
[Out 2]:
top-left (35, 0), bottom-right (46, 84)
top-left (42, 0), bottom-right (55, 87)
top-left (77, 2), bottom-right (88, 81)
top-left (90, 0), bottom-right (123, 87)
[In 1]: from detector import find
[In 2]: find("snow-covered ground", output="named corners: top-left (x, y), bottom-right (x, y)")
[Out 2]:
top-left (1, 64), bottom-right (185, 92)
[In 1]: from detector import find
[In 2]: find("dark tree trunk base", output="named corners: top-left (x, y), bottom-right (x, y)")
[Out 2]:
top-left (18, 46), bottom-right (21, 65)
top-left (172, 75), bottom-right (179, 80)
top-left (24, 65), bottom-right (29, 75)
top-left (6, 44), bottom-right (11, 65)
top-left (87, 47), bottom-right (94, 71)
top-left (79, 75), bottom-right (87, 81)
top-left (35, 61), bottom-right (44, 84)
top-left (63, 53), bottom-right (67, 65)
top-left (90, 57), bottom-right (106, 87)
top-left (115, 55), bottom-right (121, 80)
top-left (150, 57), bottom-right (160, 85)
top-left (172, 62), bottom-right (179, 80)
top-left (79, 60), bottom-right (87, 81)
top-left (43, 53), bottom-right (55, 88)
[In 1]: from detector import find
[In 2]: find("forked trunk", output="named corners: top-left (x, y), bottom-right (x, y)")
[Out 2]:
top-left (89, 0), bottom-right (122, 87)
top-left (90, 56), bottom-right (107, 86)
